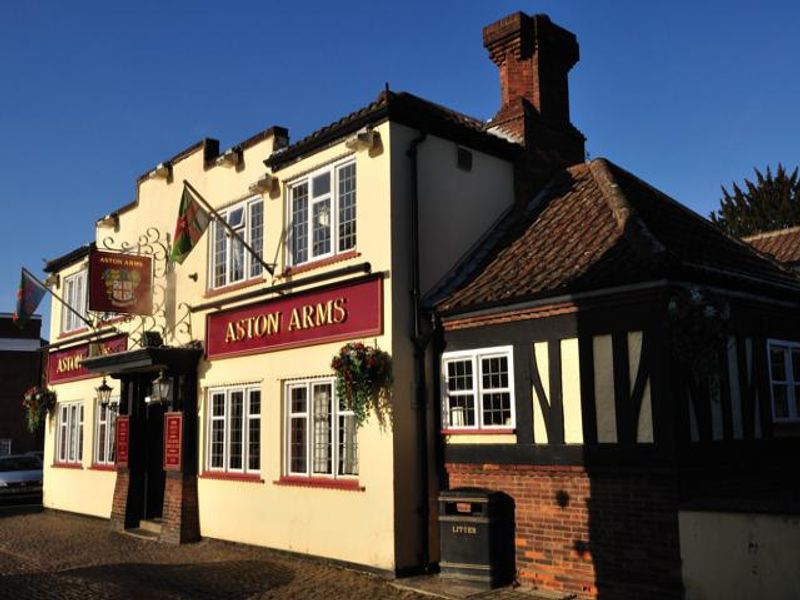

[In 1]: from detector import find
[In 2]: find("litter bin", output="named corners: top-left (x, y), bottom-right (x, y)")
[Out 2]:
top-left (438, 487), bottom-right (514, 587)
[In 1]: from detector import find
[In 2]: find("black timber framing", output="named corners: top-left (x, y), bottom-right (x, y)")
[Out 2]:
top-left (440, 289), bottom-right (675, 466)
top-left (440, 283), bottom-right (800, 470)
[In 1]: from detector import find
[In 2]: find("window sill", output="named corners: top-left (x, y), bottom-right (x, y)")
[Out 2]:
top-left (274, 476), bottom-right (364, 492)
top-left (51, 462), bottom-right (83, 469)
top-left (279, 250), bottom-right (360, 278)
top-left (58, 327), bottom-right (89, 339)
top-left (772, 420), bottom-right (800, 437)
top-left (199, 471), bottom-right (264, 483)
top-left (89, 464), bottom-right (116, 471)
top-left (204, 277), bottom-right (265, 299)
top-left (441, 428), bottom-right (516, 435)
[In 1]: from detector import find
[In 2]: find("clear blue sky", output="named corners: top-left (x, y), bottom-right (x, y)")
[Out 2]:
top-left (2, 0), bottom-right (799, 332)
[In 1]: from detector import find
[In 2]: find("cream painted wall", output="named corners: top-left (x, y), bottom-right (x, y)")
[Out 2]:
top-left (389, 124), bottom-right (515, 296)
top-left (593, 335), bottom-right (617, 443)
top-left (45, 126), bottom-right (402, 570)
top-left (561, 338), bottom-right (583, 444)
top-left (680, 510), bottom-right (800, 600)
top-left (43, 376), bottom-right (117, 518)
top-left (627, 332), bottom-right (653, 444)
top-left (532, 341), bottom-right (550, 444)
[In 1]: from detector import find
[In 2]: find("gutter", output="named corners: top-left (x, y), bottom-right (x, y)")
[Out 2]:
top-left (407, 131), bottom-right (432, 572)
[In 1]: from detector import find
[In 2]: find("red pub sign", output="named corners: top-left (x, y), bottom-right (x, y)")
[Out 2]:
top-left (163, 412), bottom-right (183, 471)
top-left (206, 276), bottom-right (383, 359)
top-left (116, 416), bottom-right (130, 468)
top-left (89, 249), bottom-right (153, 315)
top-left (47, 335), bottom-right (128, 383)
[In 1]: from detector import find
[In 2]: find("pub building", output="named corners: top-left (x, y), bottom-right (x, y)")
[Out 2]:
top-left (38, 12), bottom-right (800, 600)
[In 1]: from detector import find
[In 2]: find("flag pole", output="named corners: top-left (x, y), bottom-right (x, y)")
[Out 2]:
top-left (182, 180), bottom-right (275, 276)
top-left (23, 267), bottom-right (95, 330)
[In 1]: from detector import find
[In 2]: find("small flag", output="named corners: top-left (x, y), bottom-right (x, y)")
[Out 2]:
top-left (13, 268), bottom-right (47, 328)
top-left (170, 185), bottom-right (211, 264)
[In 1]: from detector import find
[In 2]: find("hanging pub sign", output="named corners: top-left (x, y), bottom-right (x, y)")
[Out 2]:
top-left (47, 335), bottom-right (128, 383)
top-left (89, 249), bottom-right (153, 315)
top-left (206, 276), bottom-right (383, 359)
top-left (116, 416), bottom-right (130, 468)
top-left (163, 412), bottom-right (183, 471)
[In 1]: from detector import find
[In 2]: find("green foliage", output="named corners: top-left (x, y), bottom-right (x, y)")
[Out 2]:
top-left (710, 164), bottom-right (800, 237)
top-left (331, 342), bottom-right (393, 429)
top-left (22, 386), bottom-right (57, 433)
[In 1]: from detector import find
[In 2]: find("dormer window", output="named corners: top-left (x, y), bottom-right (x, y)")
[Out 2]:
top-left (287, 160), bottom-right (356, 266)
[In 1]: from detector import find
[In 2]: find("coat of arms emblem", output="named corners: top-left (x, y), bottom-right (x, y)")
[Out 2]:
top-left (101, 268), bottom-right (142, 308)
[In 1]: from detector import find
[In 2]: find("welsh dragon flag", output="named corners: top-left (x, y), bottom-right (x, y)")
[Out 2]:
top-left (170, 185), bottom-right (211, 264)
top-left (13, 268), bottom-right (47, 328)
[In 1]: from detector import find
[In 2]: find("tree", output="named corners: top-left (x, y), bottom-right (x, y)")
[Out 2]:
top-left (709, 164), bottom-right (800, 237)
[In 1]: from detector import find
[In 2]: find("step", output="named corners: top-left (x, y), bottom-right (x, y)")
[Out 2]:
top-left (138, 518), bottom-right (163, 534)
top-left (121, 527), bottom-right (160, 541)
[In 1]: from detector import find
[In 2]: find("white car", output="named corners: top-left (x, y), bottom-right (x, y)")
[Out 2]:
top-left (0, 454), bottom-right (43, 505)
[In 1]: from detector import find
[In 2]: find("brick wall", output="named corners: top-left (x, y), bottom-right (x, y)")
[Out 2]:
top-left (110, 468), bottom-right (130, 531)
top-left (160, 471), bottom-right (200, 544)
top-left (446, 463), bottom-right (683, 600)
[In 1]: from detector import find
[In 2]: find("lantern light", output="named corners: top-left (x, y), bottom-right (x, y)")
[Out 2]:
top-left (96, 378), bottom-right (114, 407)
top-left (151, 370), bottom-right (172, 404)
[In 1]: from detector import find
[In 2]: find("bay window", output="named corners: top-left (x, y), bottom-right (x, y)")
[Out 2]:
top-left (441, 347), bottom-right (515, 430)
top-left (768, 340), bottom-right (800, 422)
top-left (210, 197), bottom-right (264, 289)
top-left (288, 160), bottom-right (356, 266)
top-left (285, 379), bottom-right (357, 478)
top-left (56, 401), bottom-right (84, 464)
top-left (206, 386), bottom-right (261, 474)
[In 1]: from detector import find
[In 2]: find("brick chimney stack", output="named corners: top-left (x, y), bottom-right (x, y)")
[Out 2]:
top-left (483, 12), bottom-right (585, 177)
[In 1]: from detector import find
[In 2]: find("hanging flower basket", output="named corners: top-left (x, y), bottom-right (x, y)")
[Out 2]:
top-left (22, 386), bottom-right (57, 433)
top-left (331, 342), bottom-right (393, 428)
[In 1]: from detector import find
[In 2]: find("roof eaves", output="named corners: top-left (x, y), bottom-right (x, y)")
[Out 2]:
top-left (44, 242), bottom-right (95, 274)
top-left (265, 91), bottom-right (521, 171)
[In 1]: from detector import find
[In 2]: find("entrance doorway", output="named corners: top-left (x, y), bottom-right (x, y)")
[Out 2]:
top-left (142, 400), bottom-right (165, 520)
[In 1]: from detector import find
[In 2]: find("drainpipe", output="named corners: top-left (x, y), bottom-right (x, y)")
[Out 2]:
top-left (406, 131), bottom-right (431, 571)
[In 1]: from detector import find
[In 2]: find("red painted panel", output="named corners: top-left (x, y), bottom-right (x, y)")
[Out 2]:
top-left (116, 416), bottom-right (130, 468)
top-left (47, 335), bottom-right (128, 383)
top-left (205, 276), bottom-right (383, 359)
top-left (163, 412), bottom-right (183, 471)
top-left (88, 249), bottom-right (153, 315)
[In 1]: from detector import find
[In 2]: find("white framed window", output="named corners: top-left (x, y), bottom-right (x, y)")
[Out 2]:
top-left (767, 340), bottom-right (800, 422)
top-left (285, 378), bottom-right (358, 478)
top-left (61, 270), bottom-right (88, 333)
top-left (56, 401), bottom-right (84, 464)
top-left (206, 386), bottom-right (261, 473)
top-left (441, 346), bottom-right (516, 430)
top-left (209, 197), bottom-right (264, 289)
top-left (93, 399), bottom-right (118, 466)
top-left (0, 439), bottom-right (11, 456)
top-left (287, 160), bottom-right (356, 266)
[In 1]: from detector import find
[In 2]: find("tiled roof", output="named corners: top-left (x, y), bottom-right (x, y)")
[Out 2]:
top-left (265, 90), bottom-right (519, 170)
top-left (743, 226), bottom-right (800, 266)
top-left (429, 159), bottom-right (800, 314)
top-left (44, 243), bottom-right (95, 274)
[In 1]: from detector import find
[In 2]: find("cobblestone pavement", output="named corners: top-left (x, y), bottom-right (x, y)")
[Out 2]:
top-left (0, 510), bottom-right (550, 600)
top-left (0, 510), bottom-right (429, 600)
